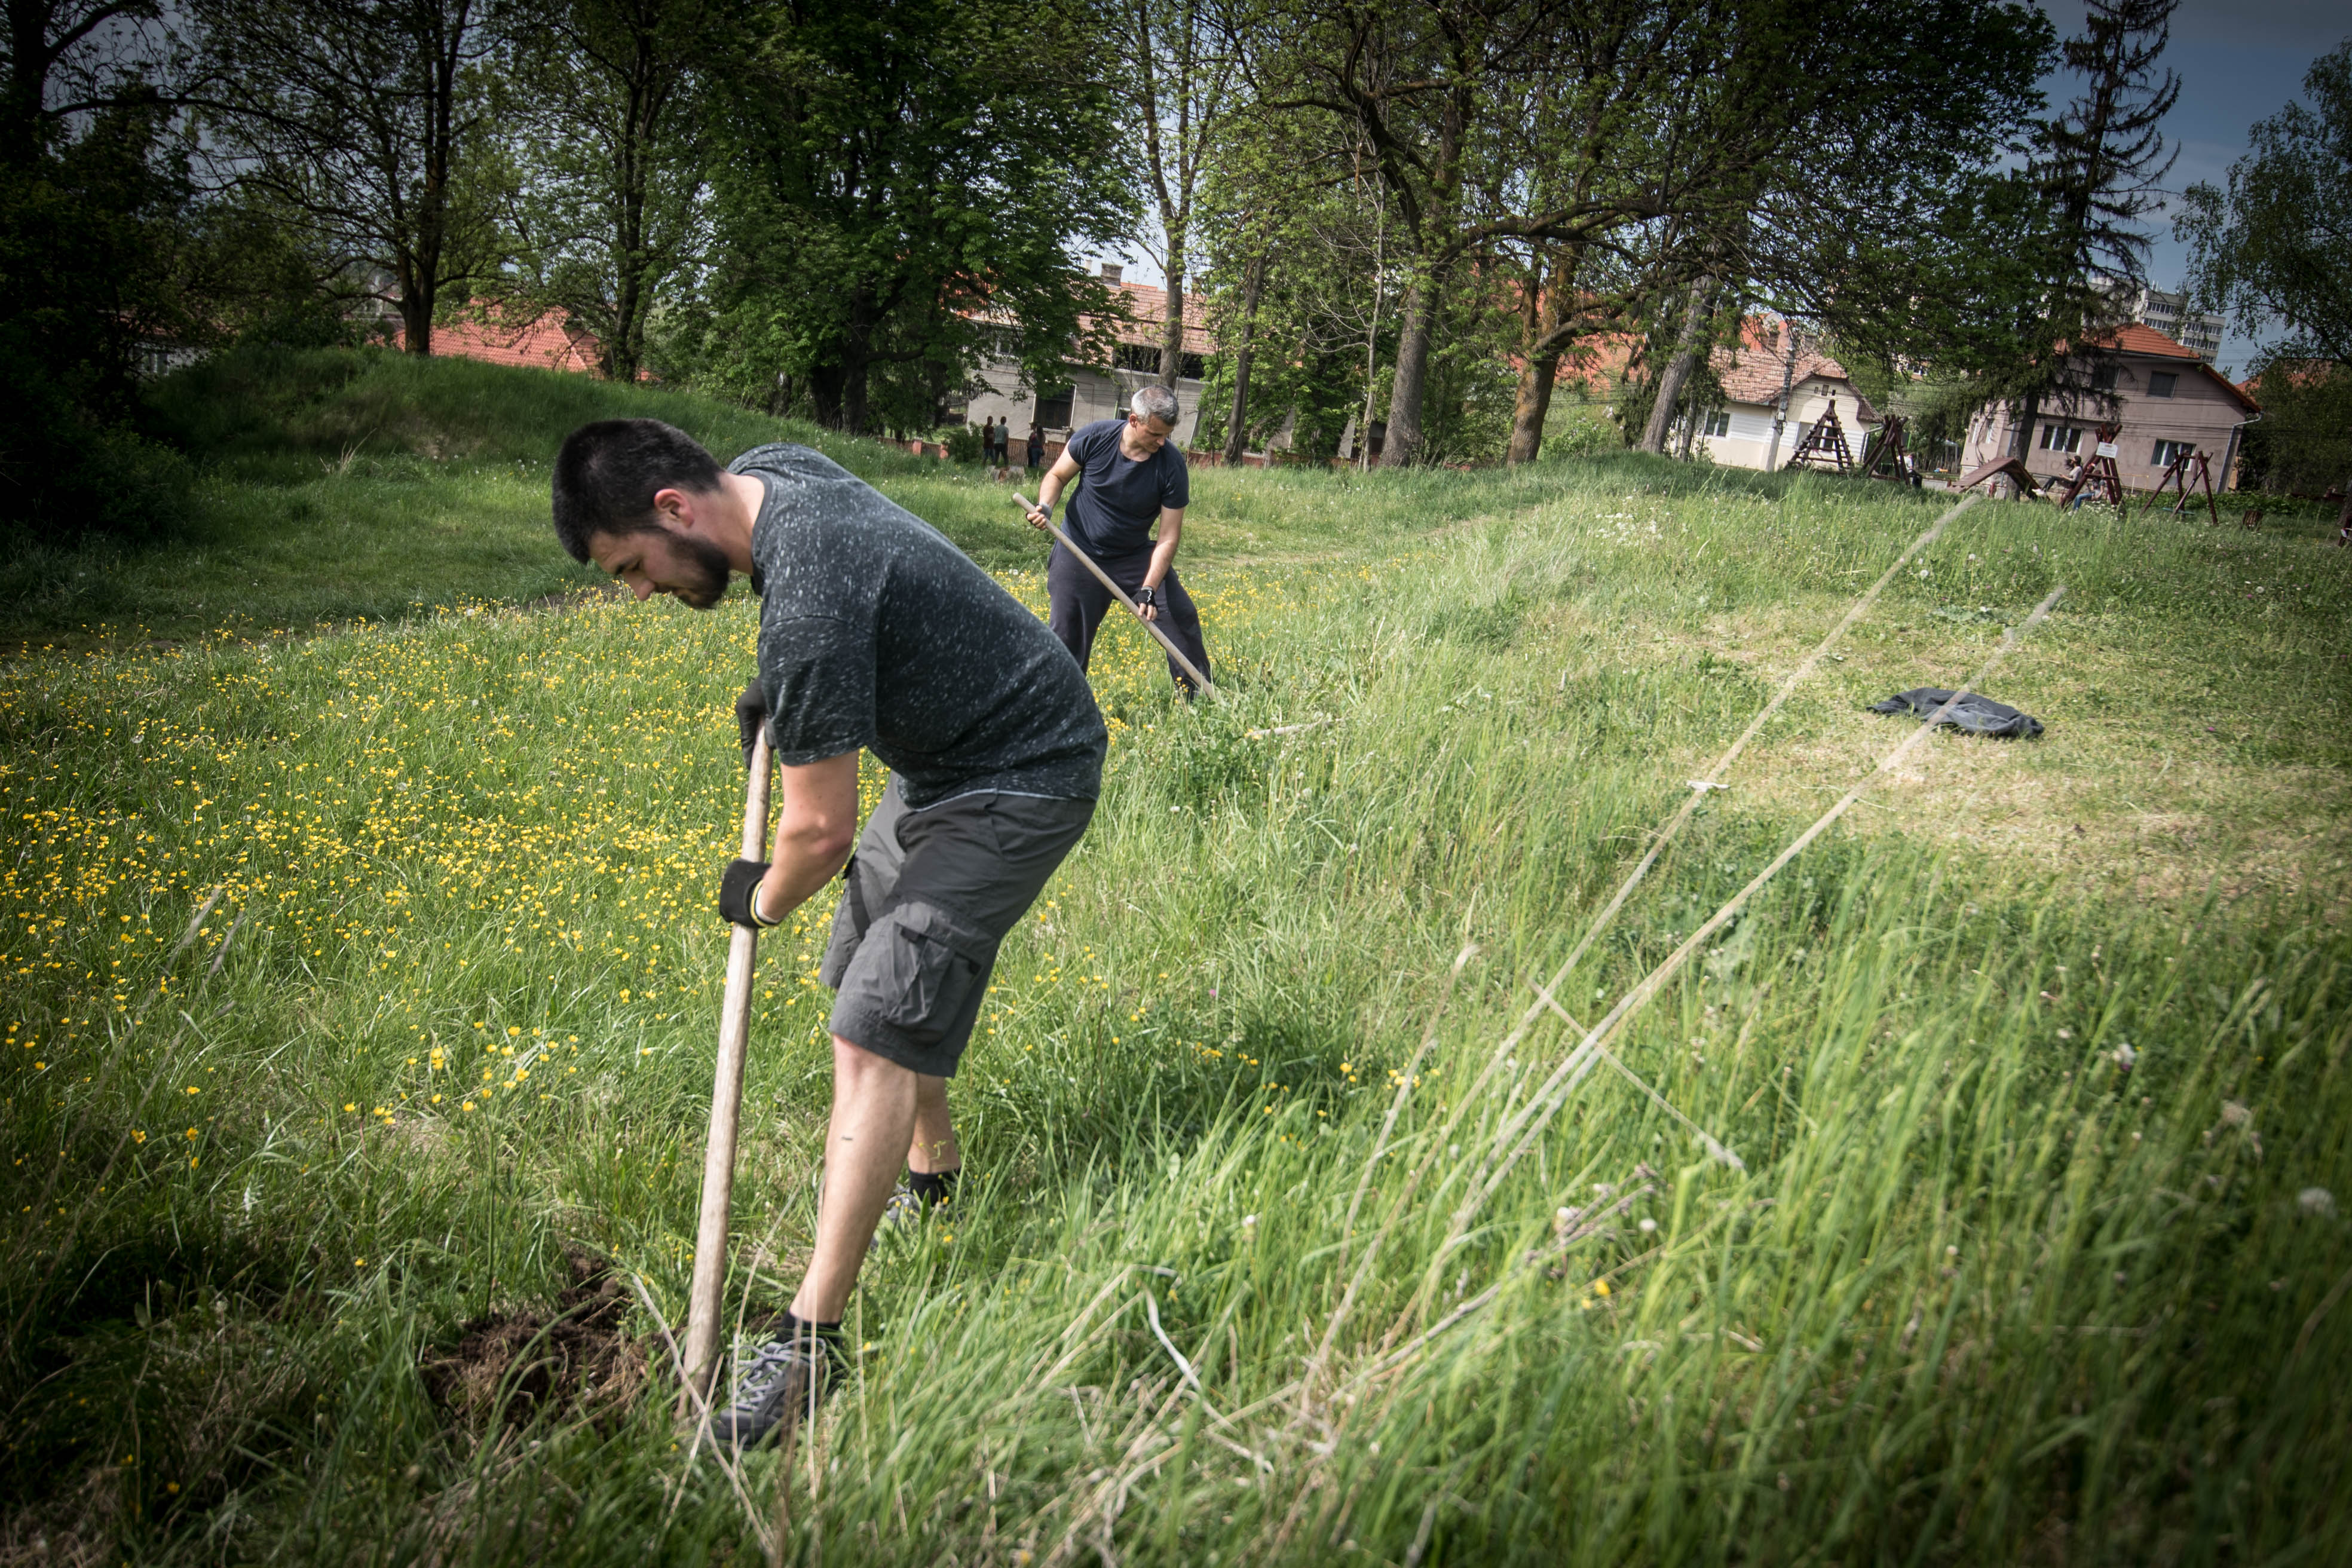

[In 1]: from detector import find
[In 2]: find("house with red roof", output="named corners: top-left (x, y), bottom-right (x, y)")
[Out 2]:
top-left (1682, 318), bottom-right (1878, 471)
top-left (395, 309), bottom-right (610, 375)
top-left (958, 265), bottom-right (1216, 451)
top-left (1958, 323), bottom-right (2261, 493)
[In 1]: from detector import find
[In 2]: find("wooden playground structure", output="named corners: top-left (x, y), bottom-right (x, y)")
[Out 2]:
top-left (2142, 445), bottom-right (2222, 525)
top-left (1857, 414), bottom-right (1916, 483)
top-left (1783, 396), bottom-right (1855, 473)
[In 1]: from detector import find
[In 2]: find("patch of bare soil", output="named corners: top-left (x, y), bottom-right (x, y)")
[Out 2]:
top-left (419, 1251), bottom-right (647, 1432)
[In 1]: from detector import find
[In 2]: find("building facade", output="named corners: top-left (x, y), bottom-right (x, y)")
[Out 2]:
top-left (1685, 324), bottom-right (1879, 471)
top-left (2111, 284), bottom-right (2226, 363)
top-left (957, 265), bottom-right (1215, 451)
top-left (1958, 324), bottom-right (2261, 492)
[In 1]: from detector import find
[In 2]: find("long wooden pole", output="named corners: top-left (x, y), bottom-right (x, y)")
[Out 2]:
top-left (678, 730), bottom-right (774, 1419)
top-left (1014, 492), bottom-right (1217, 696)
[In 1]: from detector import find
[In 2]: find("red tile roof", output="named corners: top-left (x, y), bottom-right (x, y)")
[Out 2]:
top-left (2083, 321), bottom-right (2204, 360)
top-left (2042, 321), bottom-right (2258, 411)
top-left (397, 309), bottom-right (605, 373)
top-left (1711, 326), bottom-right (1878, 422)
top-left (1095, 280), bottom-right (1215, 356)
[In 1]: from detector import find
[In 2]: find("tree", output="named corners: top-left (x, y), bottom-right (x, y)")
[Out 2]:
top-left (2179, 40), bottom-right (2352, 363)
top-left (1995, 0), bottom-right (2180, 460)
top-left (2179, 39), bottom-right (2352, 523)
top-left (1235, 0), bottom-right (2051, 467)
top-left (0, 0), bottom-right (209, 533)
top-left (696, 0), bottom-right (1130, 434)
top-left (1195, 105), bottom-right (1405, 464)
top-left (198, 0), bottom-right (507, 356)
top-left (492, 0), bottom-right (716, 382)
top-left (1239, 0), bottom-right (1588, 467)
top-left (1115, 0), bottom-right (1239, 390)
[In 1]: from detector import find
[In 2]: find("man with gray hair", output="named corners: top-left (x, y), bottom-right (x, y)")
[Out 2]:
top-left (1024, 382), bottom-right (1212, 696)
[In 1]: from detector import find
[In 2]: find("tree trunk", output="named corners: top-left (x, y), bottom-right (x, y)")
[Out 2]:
top-left (1639, 279), bottom-right (1715, 454)
top-left (1506, 248), bottom-right (1561, 466)
top-left (808, 365), bottom-right (845, 430)
top-left (1222, 253), bottom-right (1263, 466)
top-left (1376, 79), bottom-right (1464, 470)
top-left (1159, 230), bottom-right (1186, 390)
top-left (398, 272), bottom-right (434, 355)
top-left (1379, 267), bottom-right (1438, 468)
top-left (842, 360), bottom-right (871, 435)
top-left (2011, 393), bottom-right (2041, 462)
top-left (1508, 352), bottom-right (1560, 466)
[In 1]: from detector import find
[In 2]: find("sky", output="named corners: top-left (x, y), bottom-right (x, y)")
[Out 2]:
top-left (2048, 0), bottom-right (2348, 376)
top-left (1094, 2), bottom-right (2347, 381)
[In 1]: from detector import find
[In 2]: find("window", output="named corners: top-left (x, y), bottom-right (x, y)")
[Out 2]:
top-left (1114, 342), bottom-right (1206, 379)
top-left (1702, 409), bottom-right (1729, 438)
top-left (1034, 386), bottom-right (1074, 429)
top-left (2152, 439), bottom-right (2196, 469)
top-left (2091, 366), bottom-right (2118, 393)
top-left (2148, 370), bottom-right (2178, 398)
top-left (2038, 423), bottom-right (2083, 453)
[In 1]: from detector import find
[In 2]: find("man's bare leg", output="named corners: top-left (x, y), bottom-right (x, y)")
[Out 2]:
top-left (791, 1034), bottom-right (917, 1322)
top-left (908, 1073), bottom-right (960, 1175)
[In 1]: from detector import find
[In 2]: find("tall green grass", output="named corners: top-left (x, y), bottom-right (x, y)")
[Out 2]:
top-left (3, 357), bottom-right (2348, 1564)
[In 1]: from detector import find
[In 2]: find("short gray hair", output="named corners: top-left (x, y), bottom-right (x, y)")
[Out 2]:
top-left (1130, 383), bottom-right (1181, 428)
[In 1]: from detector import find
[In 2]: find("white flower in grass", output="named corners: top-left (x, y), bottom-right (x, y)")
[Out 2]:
top-left (2300, 1188), bottom-right (2336, 1218)
top-left (2221, 1101), bottom-right (2252, 1128)
top-left (2112, 1042), bottom-right (2137, 1070)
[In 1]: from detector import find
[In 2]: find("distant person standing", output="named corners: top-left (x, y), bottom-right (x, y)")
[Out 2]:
top-left (1024, 384), bottom-right (1210, 697)
top-left (978, 417), bottom-right (997, 468)
top-left (1025, 421), bottom-right (1045, 474)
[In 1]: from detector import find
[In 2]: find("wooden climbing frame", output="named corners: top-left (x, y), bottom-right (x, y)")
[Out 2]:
top-left (2141, 446), bottom-right (2221, 525)
top-left (2052, 424), bottom-right (2126, 511)
top-left (1784, 396), bottom-right (1854, 474)
top-left (1860, 414), bottom-right (1913, 482)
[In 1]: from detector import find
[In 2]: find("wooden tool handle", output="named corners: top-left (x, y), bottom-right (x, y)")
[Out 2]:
top-left (678, 728), bottom-right (774, 1417)
top-left (1015, 492), bottom-right (1216, 696)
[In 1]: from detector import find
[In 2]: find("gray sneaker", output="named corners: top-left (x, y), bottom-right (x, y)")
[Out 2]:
top-left (710, 1334), bottom-right (832, 1449)
top-left (869, 1186), bottom-right (923, 1252)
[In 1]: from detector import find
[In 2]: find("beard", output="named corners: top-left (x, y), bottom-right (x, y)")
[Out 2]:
top-left (671, 531), bottom-right (732, 610)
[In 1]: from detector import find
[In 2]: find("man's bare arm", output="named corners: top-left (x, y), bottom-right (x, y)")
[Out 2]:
top-left (756, 751), bottom-right (861, 922)
top-left (1139, 507), bottom-right (1184, 621)
top-left (1026, 449), bottom-right (1083, 528)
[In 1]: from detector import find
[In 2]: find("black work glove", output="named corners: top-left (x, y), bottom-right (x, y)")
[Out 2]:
top-left (719, 858), bottom-right (780, 929)
top-left (734, 679), bottom-right (769, 770)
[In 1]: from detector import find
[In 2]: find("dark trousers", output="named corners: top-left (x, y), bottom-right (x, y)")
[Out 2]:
top-left (1047, 540), bottom-right (1212, 695)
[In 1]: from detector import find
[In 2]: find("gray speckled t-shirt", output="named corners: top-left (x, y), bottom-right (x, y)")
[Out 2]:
top-left (732, 443), bottom-right (1105, 809)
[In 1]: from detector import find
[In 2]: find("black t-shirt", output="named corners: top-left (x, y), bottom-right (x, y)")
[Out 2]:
top-left (1061, 418), bottom-right (1190, 556)
top-left (734, 443), bottom-right (1105, 808)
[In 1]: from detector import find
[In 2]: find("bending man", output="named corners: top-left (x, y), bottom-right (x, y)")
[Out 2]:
top-left (1024, 383), bottom-right (1212, 696)
top-left (551, 419), bottom-right (1105, 1447)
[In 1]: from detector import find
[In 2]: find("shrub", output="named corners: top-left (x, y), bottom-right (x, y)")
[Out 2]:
top-left (0, 338), bottom-right (194, 542)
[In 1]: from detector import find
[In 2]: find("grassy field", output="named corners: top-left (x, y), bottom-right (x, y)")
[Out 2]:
top-left (4, 353), bottom-right (2350, 1566)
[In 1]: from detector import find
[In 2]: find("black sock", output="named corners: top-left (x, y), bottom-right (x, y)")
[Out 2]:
top-left (907, 1168), bottom-right (959, 1209)
top-left (780, 1309), bottom-right (846, 1373)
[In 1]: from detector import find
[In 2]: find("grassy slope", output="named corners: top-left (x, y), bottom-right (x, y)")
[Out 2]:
top-left (3, 354), bottom-right (2350, 1565)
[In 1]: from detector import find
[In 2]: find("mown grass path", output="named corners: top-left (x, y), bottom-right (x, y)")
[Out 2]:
top-left (4, 356), bottom-right (2348, 1564)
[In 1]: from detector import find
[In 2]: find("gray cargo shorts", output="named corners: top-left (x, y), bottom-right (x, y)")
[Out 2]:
top-left (821, 776), bottom-right (1094, 1077)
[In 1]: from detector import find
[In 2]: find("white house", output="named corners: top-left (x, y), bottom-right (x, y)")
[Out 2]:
top-left (1685, 324), bottom-right (1879, 471)
top-left (956, 265), bottom-right (1214, 452)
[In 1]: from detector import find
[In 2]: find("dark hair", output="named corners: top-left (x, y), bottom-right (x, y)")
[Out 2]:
top-left (550, 419), bottom-right (726, 562)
